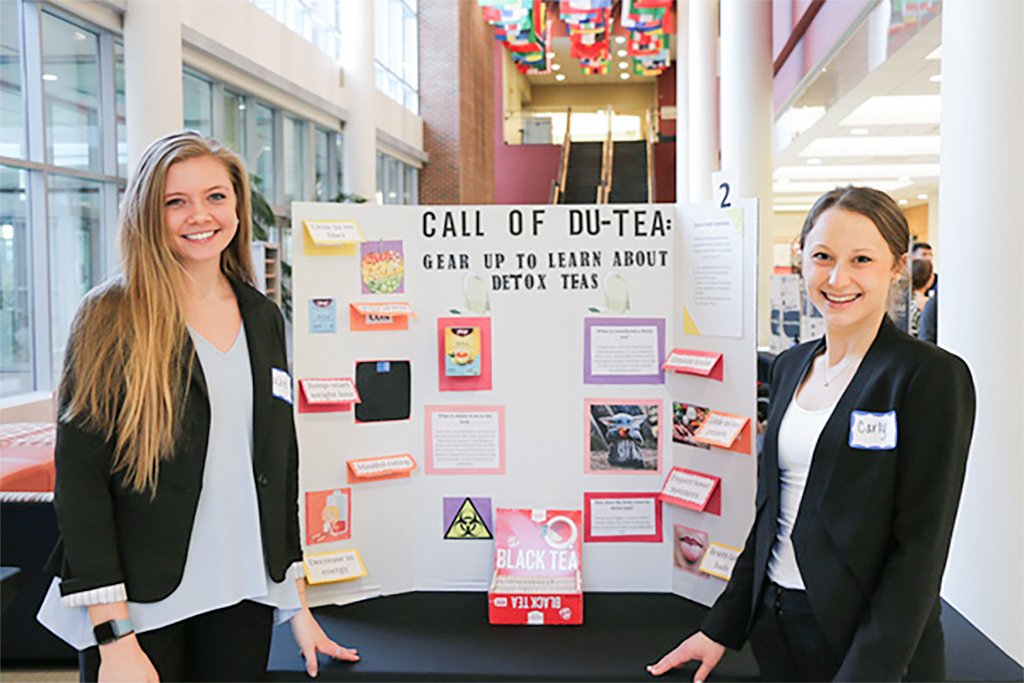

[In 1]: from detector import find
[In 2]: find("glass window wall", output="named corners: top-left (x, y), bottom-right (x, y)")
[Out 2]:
top-left (376, 151), bottom-right (385, 204)
top-left (249, 0), bottom-right (343, 61)
top-left (315, 127), bottom-right (330, 201)
top-left (0, 166), bottom-right (33, 396)
top-left (42, 13), bottom-right (102, 172)
top-left (403, 164), bottom-right (417, 204)
top-left (3, 2), bottom-right (367, 398)
top-left (115, 41), bottom-right (127, 177)
top-left (283, 115), bottom-right (305, 203)
top-left (374, 0), bottom-right (419, 115)
top-left (47, 174), bottom-right (103, 376)
top-left (222, 89), bottom-right (247, 157)
top-left (180, 68), bottom-right (346, 211)
top-left (1, 1), bottom-right (25, 159)
top-left (375, 151), bottom-right (418, 206)
top-left (386, 155), bottom-right (400, 204)
top-left (183, 70), bottom-right (213, 136)
top-left (255, 102), bottom-right (275, 201)
top-left (333, 130), bottom-right (345, 199)
top-left (4, 5), bottom-right (124, 399)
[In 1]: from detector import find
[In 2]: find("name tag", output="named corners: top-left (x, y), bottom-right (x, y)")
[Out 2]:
top-left (849, 410), bottom-right (897, 450)
top-left (272, 368), bottom-right (293, 404)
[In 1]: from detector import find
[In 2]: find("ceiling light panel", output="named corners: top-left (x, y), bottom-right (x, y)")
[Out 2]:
top-left (840, 95), bottom-right (941, 126)
top-left (774, 179), bottom-right (914, 194)
top-left (774, 163), bottom-right (940, 181)
top-left (799, 136), bottom-right (940, 157)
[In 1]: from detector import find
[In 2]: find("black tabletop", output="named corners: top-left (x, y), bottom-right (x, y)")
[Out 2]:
top-left (0, 567), bottom-right (22, 614)
top-left (268, 592), bottom-right (757, 682)
top-left (267, 592), bottom-right (1023, 683)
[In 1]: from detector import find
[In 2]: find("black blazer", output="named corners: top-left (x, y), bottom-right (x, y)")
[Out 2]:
top-left (49, 280), bottom-right (302, 602)
top-left (702, 316), bottom-right (975, 681)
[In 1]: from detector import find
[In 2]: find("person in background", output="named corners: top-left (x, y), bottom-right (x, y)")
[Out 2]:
top-left (37, 131), bottom-right (358, 681)
top-left (911, 242), bottom-right (938, 298)
top-left (910, 259), bottom-right (934, 337)
top-left (919, 295), bottom-right (938, 344)
top-left (648, 186), bottom-right (975, 682)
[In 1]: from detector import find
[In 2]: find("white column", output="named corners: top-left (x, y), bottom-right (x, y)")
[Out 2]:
top-left (688, 0), bottom-right (719, 202)
top-left (938, 2), bottom-right (1024, 665)
top-left (675, 1), bottom-right (689, 204)
top-left (123, 0), bottom-right (183, 172)
top-left (340, 0), bottom-right (377, 201)
top-left (719, 0), bottom-right (773, 344)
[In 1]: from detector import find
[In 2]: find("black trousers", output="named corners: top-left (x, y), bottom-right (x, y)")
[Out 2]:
top-left (748, 582), bottom-right (946, 682)
top-left (749, 582), bottom-right (841, 682)
top-left (79, 600), bottom-right (274, 683)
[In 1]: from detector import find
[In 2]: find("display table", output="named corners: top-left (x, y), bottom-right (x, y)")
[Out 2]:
top-left (267, 592), bottom-right (759, 682)
top-left (267, 592), bottom-right (1023, 682)
top-left (0, 567), bottom-right (21, 614)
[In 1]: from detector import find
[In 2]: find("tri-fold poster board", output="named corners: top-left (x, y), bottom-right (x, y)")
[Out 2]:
top-left (292, 202), bottom-right (758, 612)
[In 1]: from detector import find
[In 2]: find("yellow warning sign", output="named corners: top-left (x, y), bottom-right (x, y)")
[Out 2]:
top-left (444, 498), bottom-right (493, 540)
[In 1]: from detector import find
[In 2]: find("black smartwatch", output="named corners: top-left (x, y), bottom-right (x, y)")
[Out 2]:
top-left (94, 617), bottom-right (134, 645)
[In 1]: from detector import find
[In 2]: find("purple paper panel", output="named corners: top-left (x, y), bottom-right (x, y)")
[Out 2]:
top-left (583, 317), bottom-right (666, 385)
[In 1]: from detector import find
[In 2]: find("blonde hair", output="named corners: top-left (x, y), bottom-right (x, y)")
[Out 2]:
top-left (60, 131), bottom-right (256, 494)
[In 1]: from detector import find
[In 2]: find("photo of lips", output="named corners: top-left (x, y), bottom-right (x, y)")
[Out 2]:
top-left (673, 525), bottom-right (709, 576)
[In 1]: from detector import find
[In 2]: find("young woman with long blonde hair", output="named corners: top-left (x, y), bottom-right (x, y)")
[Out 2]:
top-left (38, 130), bottom-right (358, 681)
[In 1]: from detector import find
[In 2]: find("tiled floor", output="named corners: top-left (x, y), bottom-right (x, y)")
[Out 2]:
top-left (0, 666), bottom-right (77, 683)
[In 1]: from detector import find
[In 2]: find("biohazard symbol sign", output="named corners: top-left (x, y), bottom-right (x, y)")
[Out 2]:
top-left (444, 497), bottom-right (493, 540)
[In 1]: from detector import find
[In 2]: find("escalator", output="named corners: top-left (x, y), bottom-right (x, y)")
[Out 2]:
top-left (608, 140), bottom-right (649, 204)
top-left (560, 141), bottom-right (603, 204)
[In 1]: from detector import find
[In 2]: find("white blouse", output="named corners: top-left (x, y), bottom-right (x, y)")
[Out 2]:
top-left (766, 386), bottom-right (838, 590)
top-left (38, 324), bottom-right (301, 650)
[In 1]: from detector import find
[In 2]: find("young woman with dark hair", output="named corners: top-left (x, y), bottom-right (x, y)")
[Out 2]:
top-left (649, 186), bottom-right (975, 682)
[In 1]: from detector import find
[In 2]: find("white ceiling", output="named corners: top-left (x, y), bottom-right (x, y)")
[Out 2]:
top-left (772, 15), bottom-right (944, 213)
top-left (509, 8), bottom-right (944, 215)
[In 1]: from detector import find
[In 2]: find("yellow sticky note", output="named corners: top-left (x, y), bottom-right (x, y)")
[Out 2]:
top-left (699, 542), bottom-right (742, 581)
top-left (303, 548), bottom-right (367, 584)
top-left (302, 220), bottom-right (363, 256)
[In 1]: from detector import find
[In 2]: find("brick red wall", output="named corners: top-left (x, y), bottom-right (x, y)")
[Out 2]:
top-left (492, 41), bottom-right (562, 205)
top-left (653, 142), bottom-right (676, 203)
top-left (657, 63), bottom-right (676, 139)
top-left (419, 1), bottom-right (459, 205)
top-left (459, 0), bottom-right (495, 204)
top-left (422, 9), bottom-right (673, 206)
top-left (654, 64), bottom-right (677, 203)
top-left (419, 1), bottom-right (494, 205)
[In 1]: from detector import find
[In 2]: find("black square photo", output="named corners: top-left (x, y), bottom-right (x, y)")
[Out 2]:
top-left (354, 360), bottom-right (411, 422)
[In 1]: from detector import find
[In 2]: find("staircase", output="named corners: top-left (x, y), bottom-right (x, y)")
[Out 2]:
top-left (608, 140), bottom-right (649, 204)
top-left (561, 141), bottom-right (603, 204)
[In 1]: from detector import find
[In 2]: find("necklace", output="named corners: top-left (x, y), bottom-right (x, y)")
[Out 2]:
top-left (822, 354), bottom-right (860, 388)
